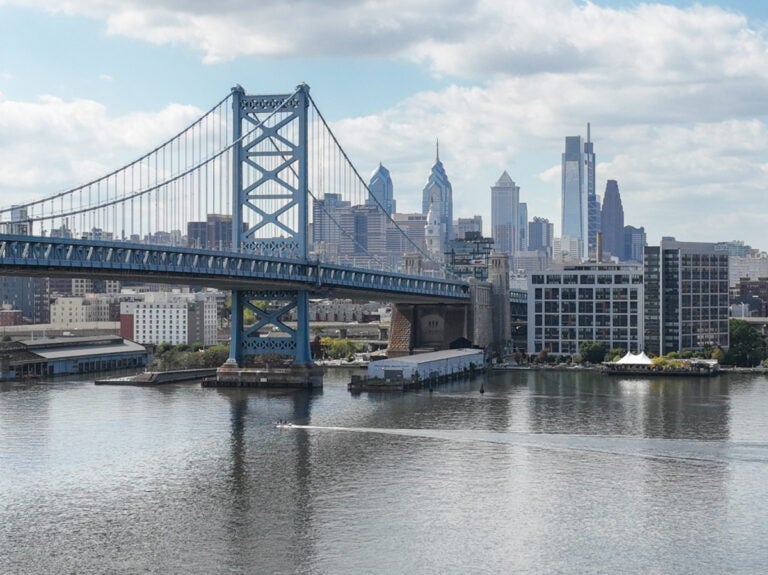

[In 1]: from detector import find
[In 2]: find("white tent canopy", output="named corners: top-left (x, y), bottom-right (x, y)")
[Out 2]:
top-left (613, 351), bottom-right (652, 365)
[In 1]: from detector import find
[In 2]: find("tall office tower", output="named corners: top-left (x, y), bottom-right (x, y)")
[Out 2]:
top-left (643, 237), bottom-right (729, 356)
top-left (600, 180), bottom-right (624, 259)
top-left (337, 204), bottom-right (388, 268)
top-left (518, 202), bottom-right (528, 252)
top-left (186, 214), bottom-right (235, 251)
top-left (490, 171), bottom-right (519, 257)
top-left (386, 213), bottom-right (427, 266)
top-left (561, 126), bottom-right (596, 260)
top-left (366, 163), bottom-right (396, 216)
top-left (205, 214), bottom-right (232, 251)
top-left (528, 217), bottom-right (554, 257)
top-left (421, 142), bottom-right (453, 245)
top-left (311, 193), bottom-right (351, 259)
top-left (623, 225), bottom-right (646, 262)
top-left (584, 126), bottom-right (600, 257)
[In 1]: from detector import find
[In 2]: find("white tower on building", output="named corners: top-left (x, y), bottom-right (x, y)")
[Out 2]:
top-left (424, 200), bottom-right (444, 262)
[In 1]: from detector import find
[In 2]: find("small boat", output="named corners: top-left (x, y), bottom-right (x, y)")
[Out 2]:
top-left (275, 422), bottom-right (294, 428)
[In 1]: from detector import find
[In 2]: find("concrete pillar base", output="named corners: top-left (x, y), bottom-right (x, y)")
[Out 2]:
top-left (209, 363), bottom-right (323, 388)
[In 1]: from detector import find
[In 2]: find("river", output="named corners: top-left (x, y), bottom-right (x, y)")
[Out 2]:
top-left (1, 368), bottom-right (767, 574)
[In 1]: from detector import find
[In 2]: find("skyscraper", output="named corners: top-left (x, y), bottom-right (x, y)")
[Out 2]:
top-left (561, 126), bottom-right (596, 260)
top-left (366, 163), bottom-right (396, 216)
top-left (623, 225), bottom-right (646, 262)
top-left (490, 171), bottom-right (519, 257)
top-left (518, 202), bottom-right (528, 253)
top-left (528, 217), bottom-right (554, 257)
top-left (600, 180), bottom-right (624, 259)
top-left (421, 142), bottom-right (453, 246)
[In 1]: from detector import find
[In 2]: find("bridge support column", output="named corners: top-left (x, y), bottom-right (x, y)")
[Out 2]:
top-left (388, 302), bottom-right (472, 358)
top-left (217, 288), bottom-right (322, 388)
top-left (215, 83), bottom-right (322, 388)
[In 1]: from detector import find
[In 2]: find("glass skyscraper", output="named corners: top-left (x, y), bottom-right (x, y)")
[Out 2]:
top-left (366, 163), bottom-right (396, 216)
top-left (490, 170), bottom-right (519, 257)
top-left (561, 126), bottom-right (596, 260)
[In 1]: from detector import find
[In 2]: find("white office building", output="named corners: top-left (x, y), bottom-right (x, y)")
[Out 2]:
top-left (528, 263), bottom-right (644, 357)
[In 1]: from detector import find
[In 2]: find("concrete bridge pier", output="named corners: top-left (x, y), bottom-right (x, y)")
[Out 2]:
top-left (388, 253), bottom-right (510, 359)
top-left (215, 361), bottom-right (323, 389)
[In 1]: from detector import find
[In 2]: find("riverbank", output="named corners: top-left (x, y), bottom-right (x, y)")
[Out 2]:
top-left (492, 363), bottom-right (768, 376)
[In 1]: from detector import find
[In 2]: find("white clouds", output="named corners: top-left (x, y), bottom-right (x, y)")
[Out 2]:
top-left (3, 0), bottom-right (768, 247)
top-left (13, 0), bottom-right (768, 82)
top-left (0, 94), bottom-right (201, 204)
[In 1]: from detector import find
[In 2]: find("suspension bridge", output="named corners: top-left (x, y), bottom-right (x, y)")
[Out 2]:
top-left (0, 84), bottom-right (507, 387)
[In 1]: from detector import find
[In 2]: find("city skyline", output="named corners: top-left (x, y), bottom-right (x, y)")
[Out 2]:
top-left (1, 1), bottom-right (767, 252)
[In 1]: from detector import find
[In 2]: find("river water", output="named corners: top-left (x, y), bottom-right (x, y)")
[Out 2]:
top-left (1, 368), bottom-right (767, 574)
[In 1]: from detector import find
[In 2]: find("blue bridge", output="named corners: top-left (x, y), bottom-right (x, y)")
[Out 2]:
top-left (0, 85), bottom-right (506, 387)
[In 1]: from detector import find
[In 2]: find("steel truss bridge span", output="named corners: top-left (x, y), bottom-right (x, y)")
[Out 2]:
top-left (0, 234), bottom-right (470, 304)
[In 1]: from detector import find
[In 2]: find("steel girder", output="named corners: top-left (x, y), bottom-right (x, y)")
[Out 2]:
top-left (0, 234), bottom-right (469, 299)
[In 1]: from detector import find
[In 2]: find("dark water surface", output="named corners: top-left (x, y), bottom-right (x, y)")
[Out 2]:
top-left (2, 369), bottom-right (767, 574)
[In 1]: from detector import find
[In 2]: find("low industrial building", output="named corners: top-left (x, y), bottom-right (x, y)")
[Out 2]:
top-left (366, 348), bottom-right (485, 381)
top-left (0, 336), bottom-right (150, 379)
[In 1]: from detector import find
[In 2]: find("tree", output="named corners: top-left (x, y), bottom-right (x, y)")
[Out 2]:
top-left (711, 347), bottom-right (726, 363)
top-left (321, 337), bottom-right (359, 360)
top-left (579, 341), bottom-right (607, 364)
top-left (607, 348), bottom-right (626, 362)
top-left (726, 319), bottom-right (767, 367)
top-left (201, 345), bottom-right (230, 367)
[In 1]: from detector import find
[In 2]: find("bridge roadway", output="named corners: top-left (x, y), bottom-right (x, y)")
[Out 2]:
top-left (0, 234), bottom-right (470, 304)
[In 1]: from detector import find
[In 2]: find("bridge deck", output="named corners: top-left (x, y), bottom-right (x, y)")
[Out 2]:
top-left (0, 234), bottom-right (470, 303)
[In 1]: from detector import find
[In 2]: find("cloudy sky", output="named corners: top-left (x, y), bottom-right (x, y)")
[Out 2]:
top-left (1, 0), bottom-right (767, 250)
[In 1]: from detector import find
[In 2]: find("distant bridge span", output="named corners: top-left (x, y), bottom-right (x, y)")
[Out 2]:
top-left (0, 234), bottom-right (470, 304)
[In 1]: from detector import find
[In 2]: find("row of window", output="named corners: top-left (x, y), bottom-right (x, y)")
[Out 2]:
top-left (534, 314), bottom-right (639, 327)
top-left (535, 288), bottom-right (640, 301)
top-left (536, 301), bottom-right (638, 313)
top-left (531, 274), bottom-right (643, 285)
top-left (532, 339), bottom-right (639, 354)
top-left (535, 327), bottom-right (640, 339)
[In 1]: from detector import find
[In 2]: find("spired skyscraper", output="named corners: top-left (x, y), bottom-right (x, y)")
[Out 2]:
top-left (421, 141), bottom-right (453, 246)
top-left (561, 125), bottom-right (597, 260)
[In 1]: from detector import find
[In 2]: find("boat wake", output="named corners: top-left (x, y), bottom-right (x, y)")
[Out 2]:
top-left (278, 425), bottom-right (768, 464)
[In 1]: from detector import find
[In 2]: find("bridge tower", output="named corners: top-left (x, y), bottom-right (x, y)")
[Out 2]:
top-left (218, 84), bottom-right (322, 387)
